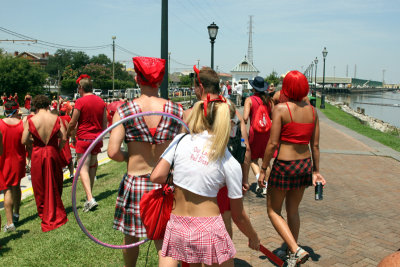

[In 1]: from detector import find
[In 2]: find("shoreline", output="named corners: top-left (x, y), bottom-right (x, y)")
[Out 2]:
top-left (319, 93), bottom-right (400, 135)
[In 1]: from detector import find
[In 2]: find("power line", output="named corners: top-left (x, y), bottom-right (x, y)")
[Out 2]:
top-left (115, 45), bottom-right (142, 57)
top-left (0, 26), bottom-right (110, 50)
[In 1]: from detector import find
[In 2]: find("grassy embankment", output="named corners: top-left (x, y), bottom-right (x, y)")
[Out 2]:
top-left (316, 97), bottom-right (400, 152)
top-left (0, 161), bottom-right (158, 266)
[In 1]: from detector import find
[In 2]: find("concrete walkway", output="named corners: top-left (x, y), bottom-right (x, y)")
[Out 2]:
top-left (232, 108), bottom-right (400, 266)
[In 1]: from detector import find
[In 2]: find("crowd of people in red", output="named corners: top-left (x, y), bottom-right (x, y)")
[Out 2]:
top-left (0, 56), bottom-right (326, 267)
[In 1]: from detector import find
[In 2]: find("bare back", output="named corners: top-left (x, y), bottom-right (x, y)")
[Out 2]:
top-left (30, 111), bottom-right (60, 145)
top-left (126, 96), bottom-right (172, 176)
top-left (274, 101), bottom-right (316, 160)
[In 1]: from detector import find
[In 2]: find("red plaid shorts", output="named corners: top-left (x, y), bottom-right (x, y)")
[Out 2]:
top-left (113, 173), bottom-right (161, 237)
top-left (162, 214), bottom-right (236, 265)
top-left (268, 158), bottom-right (312, 190)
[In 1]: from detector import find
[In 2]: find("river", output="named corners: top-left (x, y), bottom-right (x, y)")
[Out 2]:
top-left (328, 91), bottom-right (400, 128)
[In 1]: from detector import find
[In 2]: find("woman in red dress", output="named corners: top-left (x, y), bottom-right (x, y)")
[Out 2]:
top-left (0, 101), bottom-right (26, 232)
top-left (24, 93), bottom-right (32, 110)
top-left (22, 95), bottom-right (68, 232)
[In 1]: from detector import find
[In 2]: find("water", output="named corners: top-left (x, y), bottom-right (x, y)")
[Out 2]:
top-left (329, 91), bottom-right (400, 128)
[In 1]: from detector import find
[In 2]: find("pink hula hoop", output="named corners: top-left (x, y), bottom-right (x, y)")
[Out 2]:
top-left (71, 111), bottom-right (190, 249)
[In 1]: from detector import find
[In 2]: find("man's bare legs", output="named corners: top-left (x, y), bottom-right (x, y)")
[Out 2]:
top-left (78, 153), bottom-right (98, 202)
top-left (123, 235), bottom-right (163, 267)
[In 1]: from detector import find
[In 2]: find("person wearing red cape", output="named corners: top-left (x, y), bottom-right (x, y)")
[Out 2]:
top-left (22, 95), bottom-right (68, 232)
top-left (0, 101), bottom-right (26, 232)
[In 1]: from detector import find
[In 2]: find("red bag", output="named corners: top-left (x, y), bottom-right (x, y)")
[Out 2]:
top-left (139, 134), bottom-right (188, 240)
top-left (140, 183), bottom-right (174, 240)
top-left (252, 97), bottom-right (271, 133)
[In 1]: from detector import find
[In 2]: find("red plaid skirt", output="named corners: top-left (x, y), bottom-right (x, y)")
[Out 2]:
top-left (113, 173), bottom-right (161, 237)
top-left (161, 214), bottom-right (236, 265)
top-left (268, 158), bottom-right (312, 190)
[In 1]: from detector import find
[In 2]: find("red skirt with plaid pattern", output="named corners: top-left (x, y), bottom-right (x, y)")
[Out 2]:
top-left (268, 158), bottom-right (312, 190)
top-left (161, 214), bottom-right (236, 265)
top-left (113, 173), bottom-right (161, 237)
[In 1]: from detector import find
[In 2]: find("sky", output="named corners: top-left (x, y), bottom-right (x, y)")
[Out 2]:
top-left (1, 0), bottom-right (399, 84)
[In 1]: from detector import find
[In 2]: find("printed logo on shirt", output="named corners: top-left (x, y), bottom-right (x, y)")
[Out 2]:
top-left (190, 146), bottom-right (209, 166)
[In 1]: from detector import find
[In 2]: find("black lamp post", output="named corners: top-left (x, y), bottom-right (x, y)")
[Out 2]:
top-left (313, 57), bottom-right (318, 97)
top-left (207, 22), bottom-right (219, 70)
top-left (310, 63), bottom-right (314, 84)
top-left (320, 47), bottom-right (328, 109)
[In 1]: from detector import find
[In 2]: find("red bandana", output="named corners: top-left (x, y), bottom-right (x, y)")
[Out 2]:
top-left (203, 93), bottom-right (226, 117)
top-left (133, 57), bottom-right (166, 88)
top-left (76, 74), bottom-right (91, 84)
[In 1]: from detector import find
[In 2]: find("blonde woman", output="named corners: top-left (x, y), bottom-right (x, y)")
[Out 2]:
top-left (151, 96), bottom-right (260, 267)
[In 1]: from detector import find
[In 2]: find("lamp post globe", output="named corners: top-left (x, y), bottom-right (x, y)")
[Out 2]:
top-left (320, 47), bottom-right (328, 109)
top-left (207, 22), bottom-right (219, 70)
top-left (313, 57), bottom-right (318, 97)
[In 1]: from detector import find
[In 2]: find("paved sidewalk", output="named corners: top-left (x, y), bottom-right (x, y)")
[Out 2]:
top-left (232, 109), bottom-right (400, 266)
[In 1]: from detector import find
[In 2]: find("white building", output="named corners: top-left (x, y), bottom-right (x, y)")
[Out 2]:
top-left (230, 56), bottom-right (260, 90)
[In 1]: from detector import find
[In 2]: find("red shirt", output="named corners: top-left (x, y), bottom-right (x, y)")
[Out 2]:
top-left (75, 94), bottom-right (106, 140)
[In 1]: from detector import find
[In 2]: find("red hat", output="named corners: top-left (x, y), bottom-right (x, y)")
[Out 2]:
top-left (133, 57), bottom-right (166, 88)
top-left (76, 74), bottom-right (91, 85)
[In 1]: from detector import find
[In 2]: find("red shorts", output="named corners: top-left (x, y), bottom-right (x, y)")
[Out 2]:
top-left (75, 139), bottom-right (103, 155)
top-left (217, 186), bottom-right (230, 214)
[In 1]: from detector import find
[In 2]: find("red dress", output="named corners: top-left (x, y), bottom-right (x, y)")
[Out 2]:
top-left (0, 120), bottom-right (26, 187)
top-left (59, 115), bottom-right (72, 167)
top-left (248, 95), bottom-right (272, 160)
top-left (28, 117), bottom-right (68, 232)
top-left (24, 96), bottom-right (31, 110)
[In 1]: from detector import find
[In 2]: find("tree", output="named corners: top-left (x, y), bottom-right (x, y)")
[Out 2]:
top-left (72, 51), bottom-right (90, 70)
top-left (0, 55), bottom-right (47, 98)
top-left (80, 63), bottom-right (112, 82)
top-left (179, 75), bottom-right (192, 87)
top-left (265, 71), bottom-right (280, 87)
top-left (90, 54), bottom-right (111, 66)
top-left (45, 49), bottom-right (75, 77)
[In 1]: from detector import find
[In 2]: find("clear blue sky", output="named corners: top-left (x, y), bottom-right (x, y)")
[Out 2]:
top-left (1, 0), bottom-right (399, 83)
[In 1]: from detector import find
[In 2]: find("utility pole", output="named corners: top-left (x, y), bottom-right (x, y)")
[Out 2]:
top-left (382, 69), bottom-right (386, 86)
top-left (160, 0), bottom-right (168, 99)
top-left (168, 52), bottom-right (171, 92)
top-left (0, 39), bottom-right (37, 43)
top-left (197, 59), bottom-right (200, 69)
top-left (346, 64), bottom-right (349, 77)
top-left (112, 36), bottom-right (116, 97)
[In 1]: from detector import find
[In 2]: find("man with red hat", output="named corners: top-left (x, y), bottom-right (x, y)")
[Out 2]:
top-left (67, 75), bottom-right (107, 212)
top-left (0, 101), bottom-right (26, 232)
top-left (108, 56), bottom-right (184, 266)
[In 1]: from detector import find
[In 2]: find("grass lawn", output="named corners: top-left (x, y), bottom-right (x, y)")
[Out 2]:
top-left (316, 97), bottom-right (400, 152)
top-left (0, 161), bottom-right (159, 266)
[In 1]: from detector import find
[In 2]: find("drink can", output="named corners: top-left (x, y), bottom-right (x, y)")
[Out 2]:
top-left (315, 182), bottom-right (323, 200)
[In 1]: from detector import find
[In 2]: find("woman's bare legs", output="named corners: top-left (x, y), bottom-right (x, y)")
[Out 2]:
top-left (285, 187), bottom-right (306, 242)
top-left (267, 187), bottom-right (299, 253)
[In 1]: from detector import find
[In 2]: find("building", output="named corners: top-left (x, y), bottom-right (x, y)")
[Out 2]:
top-left (230, 56), bottom-right (260, 90)
top-left (14, 51), bottom-right (50, 69)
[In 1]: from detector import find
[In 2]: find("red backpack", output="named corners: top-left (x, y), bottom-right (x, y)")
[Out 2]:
top-left (252, 96), bottom-right (272, 133)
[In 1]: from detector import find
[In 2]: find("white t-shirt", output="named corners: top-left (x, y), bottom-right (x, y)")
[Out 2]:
top-left (161, 132), bottom-right (243, 199)
top-left (235, 84), bottom-right (243, 95)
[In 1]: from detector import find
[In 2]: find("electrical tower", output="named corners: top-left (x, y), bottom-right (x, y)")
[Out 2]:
top-left (247, 15), bottom-right (254, 65)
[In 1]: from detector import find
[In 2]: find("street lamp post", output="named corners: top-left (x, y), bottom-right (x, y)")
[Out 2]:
top-left (112, 36), bottom-right (116, 98)
top-left (314, 57), bottom-right (318, 97)
top-left (207, 22), bottom-right (219, 70)
top-left (310, 63), bottom-right (314, 84)
top-left (320, 47), bottom-right (328, 109)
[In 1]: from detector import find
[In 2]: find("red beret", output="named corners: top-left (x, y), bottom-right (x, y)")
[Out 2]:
top-left (133, 57), bottom-right (166, 88)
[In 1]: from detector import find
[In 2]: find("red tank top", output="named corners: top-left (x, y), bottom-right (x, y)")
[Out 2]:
top-left (280, 103), bottom-right (315, 145)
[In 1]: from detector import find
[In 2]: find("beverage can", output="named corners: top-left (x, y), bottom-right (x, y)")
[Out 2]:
top-left (315, 182), bottom-right (323, 200)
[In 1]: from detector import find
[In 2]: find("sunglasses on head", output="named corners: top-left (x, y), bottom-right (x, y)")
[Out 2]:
top-left (203, 93), bottom-right (226, 117)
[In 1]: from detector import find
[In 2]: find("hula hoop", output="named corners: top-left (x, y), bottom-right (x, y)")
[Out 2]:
top-left (72, 111), bottom-right (190, 249)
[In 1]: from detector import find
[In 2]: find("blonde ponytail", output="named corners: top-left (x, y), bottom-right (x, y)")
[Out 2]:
top-left (187, 100), bottom-right (231, 162)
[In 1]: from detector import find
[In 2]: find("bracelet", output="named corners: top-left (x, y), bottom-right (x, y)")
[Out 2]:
top-left (261, 166), bottom-right (268, 171)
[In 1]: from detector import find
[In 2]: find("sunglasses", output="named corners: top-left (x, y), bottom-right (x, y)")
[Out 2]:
top-left (193, 65), bottom-right (204, 89)
top-left (203, 93), bottom-right (226, 117)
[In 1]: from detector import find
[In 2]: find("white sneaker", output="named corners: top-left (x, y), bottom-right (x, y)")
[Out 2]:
top-left (3, 223), bottom-right (16, 233)
top-left (83, 198), bottom-right (98, 212)
top-left (286, 247), bottom-right (309, 266)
